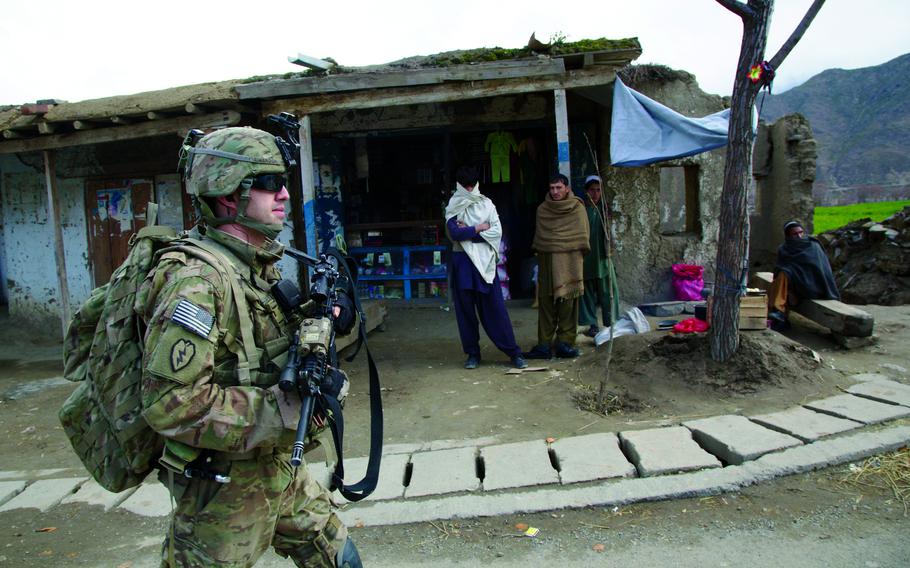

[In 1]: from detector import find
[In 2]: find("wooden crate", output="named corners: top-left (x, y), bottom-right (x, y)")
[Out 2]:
top-left (706, 294), bottom-right (768, 330)
top-left (740, 294), bottom-right (769, 319)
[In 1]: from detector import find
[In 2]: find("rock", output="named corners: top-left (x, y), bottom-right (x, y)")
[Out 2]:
top-left (819, 206), bottom-right (910, 305)
top-left (832, 333), bottom-right (878, 349)
top-left (879, 363), bottom-right (908, 375)
top-left (637, 301), bottom-right (685, 317)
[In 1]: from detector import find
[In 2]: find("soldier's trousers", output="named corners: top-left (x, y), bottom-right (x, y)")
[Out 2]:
top-left (161, 450), bottom-right (346, 568)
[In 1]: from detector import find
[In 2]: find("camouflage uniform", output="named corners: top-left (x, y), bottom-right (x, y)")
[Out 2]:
top-left (139, 126), bottom-right (354, 567)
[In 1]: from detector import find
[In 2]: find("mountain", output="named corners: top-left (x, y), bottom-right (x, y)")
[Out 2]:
top-left (760, 53), bottom-right (910, 205)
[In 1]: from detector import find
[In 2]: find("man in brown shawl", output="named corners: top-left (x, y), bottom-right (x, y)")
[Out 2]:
top-left (524, 174), bottom-right (590, 359)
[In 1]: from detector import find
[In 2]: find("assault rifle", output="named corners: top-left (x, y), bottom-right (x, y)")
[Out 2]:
top-left (273, 250), bottom-right (342, 467)
top-left (272, 249), bottom-right (383, 503)
top-left (267, 111), bottom-right (383, 502)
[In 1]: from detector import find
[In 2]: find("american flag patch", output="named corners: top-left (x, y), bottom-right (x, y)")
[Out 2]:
top-left (171, 299), bottom-right (215, 338)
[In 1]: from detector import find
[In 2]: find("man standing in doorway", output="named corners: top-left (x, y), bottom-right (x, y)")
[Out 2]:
top-left (578, 175), bottom-right (620, 337)
top-left (524, 174), bottom-right (590, 359)
top-left (445, 165), bottom-right (527, 370)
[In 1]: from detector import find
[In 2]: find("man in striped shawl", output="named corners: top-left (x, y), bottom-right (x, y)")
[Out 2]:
top-left (524, 174), bottom-right (590, 359)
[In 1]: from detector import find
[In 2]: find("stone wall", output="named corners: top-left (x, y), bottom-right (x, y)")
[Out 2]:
top-left (596, 69), bottom-right (728, 305)
top-left (0, 134), bottom-right (301, 329)
top-left (0, 155), bottom-right (91, 329)
top-left (750, 114), bottom-right (817, 270)
top-left (0, 135), bottom-right (300, 330)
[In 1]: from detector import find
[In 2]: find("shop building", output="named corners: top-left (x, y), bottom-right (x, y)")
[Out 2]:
top-left (0, 37), bottom-right (754, 330)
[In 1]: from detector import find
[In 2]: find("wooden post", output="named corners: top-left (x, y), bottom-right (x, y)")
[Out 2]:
top-left (298, 115), bottom-right (318, 279)
top-left (553, 88), bottom-right (571, 179)
top-left (43, 150), bottom-right (71, 337)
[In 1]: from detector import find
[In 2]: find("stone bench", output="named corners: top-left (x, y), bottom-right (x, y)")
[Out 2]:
top-left (751, 272), bottom-right (874, 342)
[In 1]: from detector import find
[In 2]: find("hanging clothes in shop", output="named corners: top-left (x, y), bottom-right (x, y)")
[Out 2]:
top-left (485, 130), bottom-right (519, 183)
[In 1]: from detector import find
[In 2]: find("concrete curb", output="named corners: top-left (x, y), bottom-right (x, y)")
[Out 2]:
top-left (337, 425), bottom-right (910, 527)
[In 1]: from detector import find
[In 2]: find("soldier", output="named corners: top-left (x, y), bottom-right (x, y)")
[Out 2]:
top-left (138, 126), bottom-right (361, 567)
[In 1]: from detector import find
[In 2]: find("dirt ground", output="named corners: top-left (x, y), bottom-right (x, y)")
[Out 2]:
top-left (1, 456), bottom-right (908, 567)
top-left (0, 301), bottom-right (909, 566)
top-left (0, 302), bottom-right (909, 470)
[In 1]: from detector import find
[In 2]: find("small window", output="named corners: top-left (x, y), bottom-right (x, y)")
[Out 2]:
top-left (659, 165), bottom-right (700, 235)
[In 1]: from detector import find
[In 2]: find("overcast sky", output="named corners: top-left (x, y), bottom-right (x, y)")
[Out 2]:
top-left (1, 0), bottom-right (907, 106)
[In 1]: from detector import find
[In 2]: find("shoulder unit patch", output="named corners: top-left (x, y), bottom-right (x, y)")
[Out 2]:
top-left (170, 339), bottom-right (196, 372)
top-left (171, 299), bottom-right (214, 338)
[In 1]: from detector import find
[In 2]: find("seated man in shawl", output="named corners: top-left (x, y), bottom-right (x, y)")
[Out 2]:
top-left (768, 220), bottom-right (840, 328)
top-left (578, 175), bottom-right (620, 338)
top-left (524, 174), bottom-right (590, 359)
top-left (445, 165), bottom-right (527, 370)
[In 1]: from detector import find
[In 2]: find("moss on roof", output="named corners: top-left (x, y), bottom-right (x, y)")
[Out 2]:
top-left (238, 37), bottom-right (642, 83)
top-left (410, 37), bottom-right (640, 67)
top-left (618, 64), bottom-right (695, 87)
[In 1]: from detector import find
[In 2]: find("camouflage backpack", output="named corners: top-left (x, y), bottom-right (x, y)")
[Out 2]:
top-left (59, 204), bottom-right (177, 492)
top-left (59, 204), bottom-right (254, 492)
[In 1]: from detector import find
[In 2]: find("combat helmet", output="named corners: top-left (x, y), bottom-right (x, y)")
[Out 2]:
top-left (179, 126), bottom-right (290, 240)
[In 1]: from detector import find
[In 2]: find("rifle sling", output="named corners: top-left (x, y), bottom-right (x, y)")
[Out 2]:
top-left (328, 250), bottom-right (383, 502)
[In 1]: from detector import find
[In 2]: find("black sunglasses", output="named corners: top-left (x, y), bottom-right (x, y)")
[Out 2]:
top-left (242, 174), bottom-right (287, 192)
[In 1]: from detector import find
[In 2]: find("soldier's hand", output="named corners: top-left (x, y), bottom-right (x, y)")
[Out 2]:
top-left (332, 305), bottom-right (341, 318)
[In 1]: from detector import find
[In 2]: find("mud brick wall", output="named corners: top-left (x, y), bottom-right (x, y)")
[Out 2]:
top-left (597, 71), bottom-right (728, 305)
top-left (750, 114), bottom-right (817, 270)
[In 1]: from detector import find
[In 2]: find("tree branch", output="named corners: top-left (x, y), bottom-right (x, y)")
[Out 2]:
top-left (769, 0), bottom-right (826, 69)
top-left (715, 0), bottom-right (757, 20)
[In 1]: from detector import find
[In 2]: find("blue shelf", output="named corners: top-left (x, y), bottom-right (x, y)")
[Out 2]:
top-left (357, 274), bottom-right (446, 281)
top-left (350, 245), bottom-right (448, 300)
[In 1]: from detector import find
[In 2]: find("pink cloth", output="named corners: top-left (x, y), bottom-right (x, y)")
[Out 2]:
top-left (673, 317), bottom-right (709, 334)
top-left (672, 264), bottom-right (704, 301)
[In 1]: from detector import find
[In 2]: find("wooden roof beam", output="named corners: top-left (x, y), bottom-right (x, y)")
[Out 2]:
top-left (239, 58), bottom-right (567, 100)
top-left (187, 101), bottom-right (255, 115)
top-left (261, 66), bottom-right (621, 116)
top-left (73, 120), bottom-right (99, 130)
top-left (0, 110), bottom-right (241, 155)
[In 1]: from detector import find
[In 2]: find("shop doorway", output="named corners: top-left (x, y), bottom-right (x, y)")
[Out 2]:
top-left (339, 127), bottom-right (552, 300)
top-left (450, 128), bottom-right (551, 299)
top-left (85, 179), bottom-right (153, 286)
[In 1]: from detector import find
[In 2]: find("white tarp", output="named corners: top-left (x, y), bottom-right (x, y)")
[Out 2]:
top-left (610, 78), bottom-right (730, 167)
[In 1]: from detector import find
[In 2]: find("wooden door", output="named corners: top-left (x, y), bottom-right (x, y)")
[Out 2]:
top-left (86, 179), bottom-right (152, 286)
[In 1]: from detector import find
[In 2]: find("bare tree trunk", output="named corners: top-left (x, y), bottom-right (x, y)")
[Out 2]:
top-left (710, 0), bottom-right (825, 361)
top-left (710, 0), bottom-right (771, 361)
